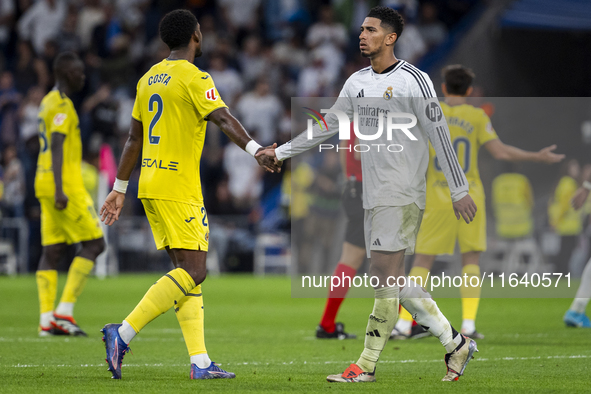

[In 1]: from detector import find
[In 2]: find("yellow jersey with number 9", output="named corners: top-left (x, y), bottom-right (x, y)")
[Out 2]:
top-left (425, 102), bottom-right (498, 209)
top-left (35, 90), bottom-right (85, 198)
top-left (132, 59), bottom-right (227, 206)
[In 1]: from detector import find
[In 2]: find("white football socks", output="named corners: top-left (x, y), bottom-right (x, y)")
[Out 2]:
top-left (399, 279), bottom-right (462, 353)
top-left (570, 258), bottom-right (591, 313)
top-left (191, 353), bottom-right (212, 368)
top-left (357, 286), bottom-right (399, 372)
top-left (118, 320), bottom-right (137, 345)
top-left (55, 302), bottom-right (74, 317)
top-left (461, 319), bottom-right (476, 334)
top-left (394, 317), bottom-right (412, 335)
top-left (40, 311), bottom-right (54, 328)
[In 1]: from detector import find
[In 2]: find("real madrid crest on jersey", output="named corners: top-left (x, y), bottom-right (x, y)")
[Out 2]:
top-left (383, 86), bottom-right (393, 100)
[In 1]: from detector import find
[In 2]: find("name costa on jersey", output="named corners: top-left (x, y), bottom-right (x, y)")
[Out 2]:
top-left (148, 73), bottom-right (172, 86)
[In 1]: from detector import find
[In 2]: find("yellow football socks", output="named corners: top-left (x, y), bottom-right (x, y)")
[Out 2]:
top-left (460, 264), bottom-right (481, 321)
top-left (175, 284), bottom-right (207, 357)
top-left (125, 268), bottom-right (196, 333)
top-left (59, 257), bottom-right (94, 305)
top-left (399, 266), bottom-right (430, 322)
top-left (36, 270), bottom-right (58, 316)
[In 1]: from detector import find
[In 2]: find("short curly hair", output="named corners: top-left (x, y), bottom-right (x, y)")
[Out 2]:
top-left (159, 9), bottom-right (198, 50)
top-left (367, 6), bottom-right (404, 40)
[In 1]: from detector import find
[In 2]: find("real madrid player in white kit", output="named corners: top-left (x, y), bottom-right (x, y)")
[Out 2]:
top-left (259, 6), bottom-right (478, 382)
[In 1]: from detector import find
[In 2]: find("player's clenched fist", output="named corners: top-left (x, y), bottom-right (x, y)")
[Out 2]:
top-left (453, 194), bottom-right (477, 224)
top-left (100, 190), bottom-right (126, 226)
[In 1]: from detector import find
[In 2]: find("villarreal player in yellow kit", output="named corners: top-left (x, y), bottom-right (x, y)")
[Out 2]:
top-left (35, 52), bottom-right (105, 337)
top-left (394, 65), bottom-right (563, 339)
top-left (99, 10), bottom-right (279, 380)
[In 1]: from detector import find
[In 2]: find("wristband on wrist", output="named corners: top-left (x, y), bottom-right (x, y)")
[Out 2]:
top-left (583, 181), bottom-right (591, 191)
top-left (113, 178), bottom-right (129, 194)
top-left (245, 140), bottom-right (262, 157)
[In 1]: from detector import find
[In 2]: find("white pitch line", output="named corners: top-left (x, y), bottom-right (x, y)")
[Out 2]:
top-left (6, 354), bottom-right (590, 369)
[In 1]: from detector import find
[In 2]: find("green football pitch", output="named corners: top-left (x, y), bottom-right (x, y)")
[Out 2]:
top-left (1, 274), bottom-right (589, 393)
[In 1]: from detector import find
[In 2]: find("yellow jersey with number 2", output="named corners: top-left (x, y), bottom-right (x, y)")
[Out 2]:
top-left (425, 102), bottom-right (498, 209)
top-left (132, 58), bottom-right (227, 206)
top-left (35, 90), bottom-right (85, 198)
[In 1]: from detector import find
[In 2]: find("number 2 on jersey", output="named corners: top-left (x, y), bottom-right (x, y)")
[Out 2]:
top-left (148, 94), bottom-right (163, 144)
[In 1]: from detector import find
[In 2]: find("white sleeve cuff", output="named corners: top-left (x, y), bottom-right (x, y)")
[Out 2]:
top-left (245, 140), bottom-right (262, 157)
top-left (451, 190), bottom-right (468, 203)
top-left (275, 144), bottom-right (290, 161)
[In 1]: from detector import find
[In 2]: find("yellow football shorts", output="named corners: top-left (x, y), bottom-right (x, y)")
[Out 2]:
top-left (39, 191), bottom-right (103, 246)
top-left (415, 196), bottom-right (486, 255)
top-left (141, 199), bottom-right (209, 251)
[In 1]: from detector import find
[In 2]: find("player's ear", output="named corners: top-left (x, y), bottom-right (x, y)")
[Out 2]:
top-left (387, 32), bottom-right (397, 46)
top-left (441, 84), bottom-right (448, 96)
top-left (192, 30), bottom-right (200, 44)
top-left (466, 86), bottom-right (474, 97)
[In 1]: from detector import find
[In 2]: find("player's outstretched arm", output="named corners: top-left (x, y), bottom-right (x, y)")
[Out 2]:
top-left (453, 194), bottom-right (477, 224)
top-left (100, 118), bottom-right (143, 226)
top-left (484, 139), bottom-right (565, 164)
top-left (208, 107), bottom-right (281, 173)
top-left (51, 132), bottom-right (68, 210)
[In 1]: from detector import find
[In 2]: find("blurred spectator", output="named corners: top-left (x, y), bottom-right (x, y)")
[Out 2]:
top-left (272, 34), bottom-right (307, 79)
top-left (236, 79), bottom-right (283, 145)
top-left (1, 144), bottom-right (25, 217)
top-left (306, 5), bottom-right (347, 50)
top-left (77, 0), bottom-right (105, 51)
top-left (223, 135), bottom-right (262, 211)
top-left (306, 5), bottom-right (346, 86)
top-left (549, 159), bottom-right (584, 274)
top-left (0, 71), bottom-right (20, 147)
top-left (100, 34), bottom-right (133, 92)
top-left (394, 8), bottom-right (426, 63)
top-left (209, 53), bottom-right (243, 107)
top-left (89, 3), bottom-right (122, 59)
top-left (382, 0), bottom-right (419, 21)
top-left (40, 39), bottom-right (58, 85)
top-left (81, 84), bottom-right (119, 145)
top-left (17, 0), bottom-right (66, 55)
top-left (418, 2), bottom-right (447, 48)
top-left (263, 0), bottom-right (309, 42)
top-left (238, 35), bottom-right (269, 87)
top-left (12, 40), bottom-right (49, 92)
top-left (199, 14), bottom-right (221, 59)
top-left (219, 0), bottom-right (262, 41)
top-left (56, 8), bottom-right (81, 53)
top-left (297, 49), bottom-right (331, 97)
top-left (0, 0), bottom-right (15, 58)
top-left (17, 85), bottom-right (43, 145)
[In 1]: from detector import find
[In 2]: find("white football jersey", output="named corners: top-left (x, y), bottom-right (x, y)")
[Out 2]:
top-left (276, 60), bottom-right (468, 210)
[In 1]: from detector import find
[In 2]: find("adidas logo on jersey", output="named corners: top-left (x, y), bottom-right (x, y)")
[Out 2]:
top-left (366, 329), bottom-right (381, 337)
top-left (357, 89), bottom-right (364, 97)
top-left (372, 239), bottom-right (381, 246)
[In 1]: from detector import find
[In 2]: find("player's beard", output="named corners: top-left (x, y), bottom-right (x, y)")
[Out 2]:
top-left (195, 48), bottom-right (203, 58)
top-left (360, 47), bottom-right (380, 58)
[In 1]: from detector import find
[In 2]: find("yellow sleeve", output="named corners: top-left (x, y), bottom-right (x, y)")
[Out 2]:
top-left (49, 102), bottom-right (74, 136)
top-left (132, 82), bottom-right (142, 122)
top-left (476, 112), bottom-right (498, 146)
top-left (187, 72), bottom-right (227, 119)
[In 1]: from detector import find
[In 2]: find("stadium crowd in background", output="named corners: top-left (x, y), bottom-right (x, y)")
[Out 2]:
top-left (0, 0), bottom-right (481, 271)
